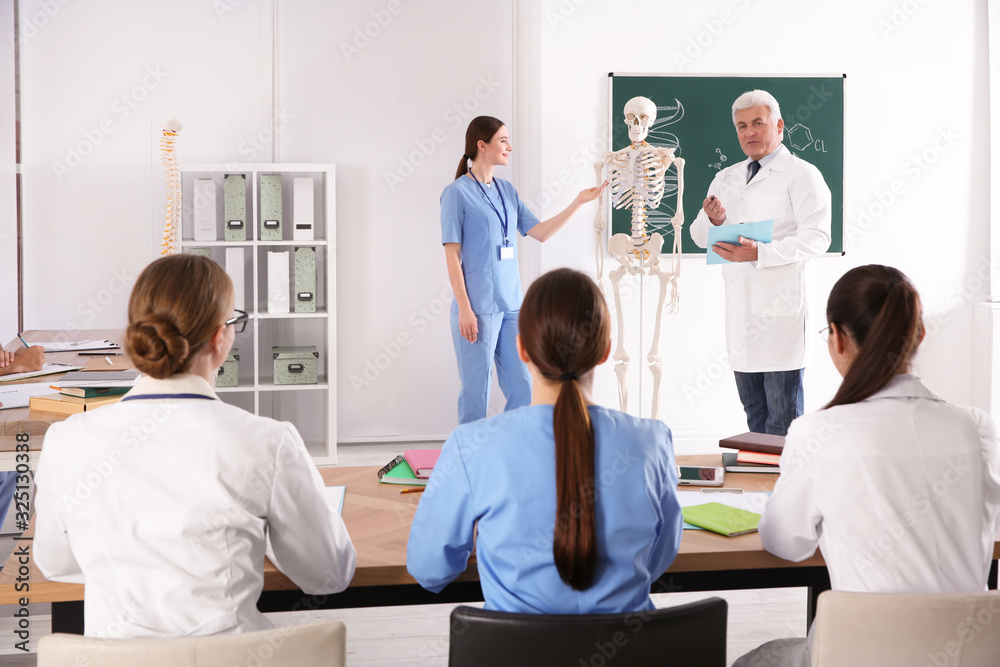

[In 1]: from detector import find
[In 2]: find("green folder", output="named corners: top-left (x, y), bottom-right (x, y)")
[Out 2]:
top-left (682, 502), bottom-right (761, 537)
top-left (377, 456), bottom-right (427, 486)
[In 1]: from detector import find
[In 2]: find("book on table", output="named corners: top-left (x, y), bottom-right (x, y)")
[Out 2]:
top-left (718, 431), bottom-right (785, 455)
top-left (681, 502), bottom-right (761, 537)
top-left (377, 455), bottom-right (427, 486)
top-left (735, 450), bottom-right (781, 466)
top-left (721, 452), bottom-right (780, 474)
top-left (54, 370), bottom-right (140, 388)
top-left (58, 385), bottom-right (131, 399)
top-left (29, 393), bottom-right (122, 415)
top-left (403, 449), bottom-right (441, 478)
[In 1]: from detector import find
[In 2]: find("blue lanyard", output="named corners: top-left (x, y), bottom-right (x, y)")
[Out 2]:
top-left (469, 172), bottom-right (510, 246)
top-left (120, 393), bottom-right (216, 402)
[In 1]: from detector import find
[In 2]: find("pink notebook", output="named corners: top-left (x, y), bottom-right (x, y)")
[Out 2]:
top-left (404, 449), bottom-right (441, 479)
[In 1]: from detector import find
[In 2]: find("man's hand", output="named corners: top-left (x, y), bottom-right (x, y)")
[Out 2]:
top-left (713, 236), bottom-right (758, 263)
top-left (702, 195), bottom-right (726, 225)
top-left (0, 346), bottom-right (46, 376)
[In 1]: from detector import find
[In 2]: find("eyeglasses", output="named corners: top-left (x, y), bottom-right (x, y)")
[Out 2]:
top-left (818, 326), bottom-right (831, 342)
top-left (225, 309), bottom-right (249, 334)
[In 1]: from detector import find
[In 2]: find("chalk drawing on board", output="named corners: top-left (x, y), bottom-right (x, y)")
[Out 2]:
top-left (645, 99), bottom-right (684, 149)
top-left (786, 123), bottom-right (814, 152)
top-left (709, 147), bottom-right (729, 171)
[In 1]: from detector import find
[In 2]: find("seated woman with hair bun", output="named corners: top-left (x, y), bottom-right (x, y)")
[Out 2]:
top-left (33, 254), bottom-right (356, 638)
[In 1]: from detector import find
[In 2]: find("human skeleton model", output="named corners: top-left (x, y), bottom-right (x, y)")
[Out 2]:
top-left (593, 97), bottom-right (685, 419)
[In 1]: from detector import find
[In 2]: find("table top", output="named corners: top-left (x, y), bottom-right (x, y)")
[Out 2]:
top-left (1, 330), bottom-right (129, 452)
top-left (0, 456), bottom-right (828, 605)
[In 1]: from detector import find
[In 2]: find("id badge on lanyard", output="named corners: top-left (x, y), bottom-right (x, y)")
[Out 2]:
top-left (471, 172), bottom-right (515, 261)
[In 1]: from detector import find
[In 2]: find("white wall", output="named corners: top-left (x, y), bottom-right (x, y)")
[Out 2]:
top-left (14, 0), bottom-right (990, 449)
top-left (536, 0), bottom-right (990, 451)
top-left (1, 0), bottom-right (16, 337)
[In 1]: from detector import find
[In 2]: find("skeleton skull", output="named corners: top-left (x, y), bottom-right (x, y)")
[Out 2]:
top-left (624, 96), bottom-right (657, 143)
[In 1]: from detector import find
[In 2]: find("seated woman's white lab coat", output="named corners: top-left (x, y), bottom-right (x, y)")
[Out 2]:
top-left (33, 374), bottom-right (356, 638)
top-left (760, 374), bottom-right (1000, 593)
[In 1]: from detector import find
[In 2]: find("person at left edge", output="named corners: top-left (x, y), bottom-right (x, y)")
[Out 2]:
top-left (443, 115), bottom-right (606, 424)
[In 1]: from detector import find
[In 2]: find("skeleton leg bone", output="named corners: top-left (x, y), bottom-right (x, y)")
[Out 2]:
top-left (646, 261), bottom-right (675, 420)
top-left (609, 264), bottom-right (630, 413)
top-left (594, 161), bottom-right (607, 286)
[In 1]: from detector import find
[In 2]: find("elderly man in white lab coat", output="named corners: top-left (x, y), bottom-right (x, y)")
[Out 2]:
top-left (691, 89), bottom-right (831, 436)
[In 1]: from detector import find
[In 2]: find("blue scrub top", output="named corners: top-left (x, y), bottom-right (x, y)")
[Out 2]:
top-left (441, 175), bottom-right (541, 315)
top-left (406, 404), bottom-right (683, 614)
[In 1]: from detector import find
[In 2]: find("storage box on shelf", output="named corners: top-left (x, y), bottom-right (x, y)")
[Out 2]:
top-left (173, 164), bottom-right (337, 463)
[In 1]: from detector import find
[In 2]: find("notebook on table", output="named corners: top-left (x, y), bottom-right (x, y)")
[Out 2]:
top-left (403, 449), bottom-right (441, 479)
top-left (718, 431), bottom-right (785, 456)
top-left (377, 455), bottom-right (427, 486)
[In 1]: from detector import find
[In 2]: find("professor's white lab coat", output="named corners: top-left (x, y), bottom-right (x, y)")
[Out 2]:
top-left (34, 374), bottom-right (356, 638)
top-left (691, 144), bottom-right (831, 372)
top-left (760, 374), bottom-right (1000, 593)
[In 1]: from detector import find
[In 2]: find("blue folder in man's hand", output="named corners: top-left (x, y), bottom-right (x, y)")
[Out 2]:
top-left (707, 219), bottom-right (774, 265)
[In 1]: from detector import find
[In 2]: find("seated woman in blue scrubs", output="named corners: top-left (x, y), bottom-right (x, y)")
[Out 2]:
top-left (407, 268), bottom-right (683, 613)
top-left (443, 116), bottom-right (605, 424)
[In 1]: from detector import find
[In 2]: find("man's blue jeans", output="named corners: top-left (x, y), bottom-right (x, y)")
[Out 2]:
top-left (733, 369), bottom-right (804, 436)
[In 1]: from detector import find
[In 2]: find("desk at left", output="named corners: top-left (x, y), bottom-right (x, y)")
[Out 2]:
top-left (0, 330), bottom-right (125, 471)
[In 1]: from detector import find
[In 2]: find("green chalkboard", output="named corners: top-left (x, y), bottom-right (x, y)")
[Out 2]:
top-left (609, 74), bottom-right (844, 254)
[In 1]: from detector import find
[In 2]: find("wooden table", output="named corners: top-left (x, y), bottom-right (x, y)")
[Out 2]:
top-left (1, 330), bottom-right (127, 470)
top-left (0, 458), bottom-right (839, 635)
top-left (2, 449), bottom-right (997, 634)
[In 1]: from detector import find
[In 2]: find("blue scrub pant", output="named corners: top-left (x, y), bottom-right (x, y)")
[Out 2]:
top-left (0, 471), bottom-right (16, 530)
top-left (451, 309), bottom-right (531, 424)
top-left (733, 369), bottom-right (804, 436)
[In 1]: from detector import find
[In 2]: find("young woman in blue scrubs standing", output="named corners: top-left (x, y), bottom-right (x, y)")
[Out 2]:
top-left (442, 116), bottom-right (605, 424)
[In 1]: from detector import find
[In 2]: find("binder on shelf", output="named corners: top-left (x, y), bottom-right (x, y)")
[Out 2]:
top-left (226, 247), bottom-right (246, 311)
top-left (293, 177), bottom-right (315, 240)
top-left (224, 174), bottom-right (247, 241)
top-left (294, 247), bottom-right (316, 313)
top-left (193, 178), bottom-right (217, 241)
top-left (260, 174), bottom-right (283, 241)
top-left (268, 250), bottom-right (290, 314)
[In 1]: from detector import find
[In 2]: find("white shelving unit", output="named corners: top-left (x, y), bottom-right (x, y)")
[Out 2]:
top-left (173, 163), bottom-right (337, 464)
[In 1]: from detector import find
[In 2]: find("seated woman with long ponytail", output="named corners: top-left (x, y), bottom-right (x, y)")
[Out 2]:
top-left (734, 264), bottom-right (1000, 667)
top-left (406, 268), bottom-right (683, 612)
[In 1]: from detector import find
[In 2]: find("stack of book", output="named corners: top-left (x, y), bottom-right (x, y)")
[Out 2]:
top-left (719, 432), bottom-right (784, 474)
top-left (29, 370), bottom-right (139, 416)
top-left (29, 387), bottom-right (128, 415)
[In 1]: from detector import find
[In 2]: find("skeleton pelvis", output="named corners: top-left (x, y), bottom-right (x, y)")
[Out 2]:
top-left (609, 232), bottom-right (663, 272)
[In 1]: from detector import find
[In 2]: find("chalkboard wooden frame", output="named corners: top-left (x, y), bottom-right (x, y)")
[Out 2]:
top-left (607, 73), bottom-right (845, 255)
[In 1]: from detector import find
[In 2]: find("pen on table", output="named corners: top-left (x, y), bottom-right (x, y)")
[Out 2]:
top-left (400, 487), bottom-right (426, 494)
top-left (16, 333), bottom-right (29, 348)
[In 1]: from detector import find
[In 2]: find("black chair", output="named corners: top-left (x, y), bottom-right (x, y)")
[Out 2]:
top-left (448, 597), bottom-right (728, 667)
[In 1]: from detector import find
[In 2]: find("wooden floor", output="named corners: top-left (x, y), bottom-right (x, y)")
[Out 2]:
top-left (0, 442), bottom-right (807, 666)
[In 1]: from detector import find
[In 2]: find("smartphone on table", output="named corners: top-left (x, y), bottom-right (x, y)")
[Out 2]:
top-left (676, 465), bottom-right (725, 487)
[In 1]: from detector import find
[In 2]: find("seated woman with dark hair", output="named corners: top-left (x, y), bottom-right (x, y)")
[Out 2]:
top-left (34, 254), bottom-right (356, 638)
top-left (406, 267), bottom-right (683, 613)
top-left (735, 264), bottom-right (1000, 667)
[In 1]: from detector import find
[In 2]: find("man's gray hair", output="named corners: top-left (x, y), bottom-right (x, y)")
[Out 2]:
top-left (732, 90), bottom-right (782, 126)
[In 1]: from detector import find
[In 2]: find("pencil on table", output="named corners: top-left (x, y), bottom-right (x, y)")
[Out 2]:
top-left (400, 487), bottom-right (425, 494)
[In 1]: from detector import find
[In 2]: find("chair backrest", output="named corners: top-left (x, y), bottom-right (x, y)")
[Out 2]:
top-left (37, 620), bottom-right (345, 667)
top-left (449, 597), bottom-right (728, 667)
top-left (811, 590), bottom-right (1000, 667)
